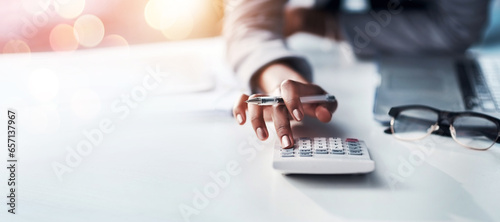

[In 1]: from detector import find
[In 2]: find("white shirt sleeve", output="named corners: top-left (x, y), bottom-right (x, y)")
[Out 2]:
top-left (224, 0), bottom-right (313, 92)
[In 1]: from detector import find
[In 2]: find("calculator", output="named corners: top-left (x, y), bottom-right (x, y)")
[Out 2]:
top-left (273, 137), bottom-right (375, 174)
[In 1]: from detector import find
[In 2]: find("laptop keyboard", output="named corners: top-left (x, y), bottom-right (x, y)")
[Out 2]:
top-left (477, 58), bottom-right (500, 111)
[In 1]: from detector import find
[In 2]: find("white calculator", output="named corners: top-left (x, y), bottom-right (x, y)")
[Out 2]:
top-left (273, 137), bottom-right (375, 174)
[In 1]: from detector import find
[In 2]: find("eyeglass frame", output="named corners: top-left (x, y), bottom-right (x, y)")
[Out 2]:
top-left (388, 105), bottom-right (500, 150)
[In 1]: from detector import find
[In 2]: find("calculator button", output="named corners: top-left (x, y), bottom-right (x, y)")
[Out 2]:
top-left (349, 151), bottom-right (363, 155)
top-left (281, 153), bottom-right (294, 157)
top-left (331, 145), bottom-right (343, 150)
top-left (299, 145), bottom-right (312, 151)
top-left (330, 150), bottom-right (345, 155)
top-left (314, 143), bottom-right (324, 147)
top-left (273, 137), bottom-right (374, 174)
top-left (281, 147), bottom-right (295, 157)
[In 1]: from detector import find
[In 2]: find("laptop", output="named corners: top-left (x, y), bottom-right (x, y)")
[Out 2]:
top-left (373, 54), bottom-right (500, 124)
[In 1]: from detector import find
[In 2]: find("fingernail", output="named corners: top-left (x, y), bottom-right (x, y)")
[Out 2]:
top-left (236, 114), bottom-right (243, 124)
top-left (281, 135), bottom-right (291, 148)
top-left (256, 127), bottom-right (266, 140)
top-left (293, 109), bottom-right (302, 121)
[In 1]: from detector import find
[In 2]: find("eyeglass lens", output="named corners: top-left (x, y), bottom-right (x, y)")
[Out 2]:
top-left (452, 116), bottom-right (498, 150)
top-left (392, 107), bottom-right (499, 149)
top-left (392, 108), bottom-right (438, 140)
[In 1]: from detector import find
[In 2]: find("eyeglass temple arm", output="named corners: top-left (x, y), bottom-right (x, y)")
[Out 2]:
top-left (382, 125), bottom-right (452, 136)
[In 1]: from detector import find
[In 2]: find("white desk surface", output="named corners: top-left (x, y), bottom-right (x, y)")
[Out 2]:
top-left (1, 35), bottom-right (499, 222)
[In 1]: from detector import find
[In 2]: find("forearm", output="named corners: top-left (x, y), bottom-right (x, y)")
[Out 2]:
top-left (224, 0), bottom-right (313, 92)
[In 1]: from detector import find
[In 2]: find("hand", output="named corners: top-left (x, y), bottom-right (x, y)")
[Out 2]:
top-left (233, 64), bottom-right (338, 148)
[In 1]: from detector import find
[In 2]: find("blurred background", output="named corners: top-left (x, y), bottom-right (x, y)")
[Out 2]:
top-left (0, 0), bottom-right (226, 54)
top-left (1, 0), bottom-right (499, 55)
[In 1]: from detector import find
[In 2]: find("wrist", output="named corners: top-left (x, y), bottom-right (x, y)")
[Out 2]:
top-left (255, 62), bottom-right (309, 94)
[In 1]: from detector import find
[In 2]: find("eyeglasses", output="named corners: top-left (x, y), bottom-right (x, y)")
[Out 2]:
top-left (387, 105), bottom-right (500, 150)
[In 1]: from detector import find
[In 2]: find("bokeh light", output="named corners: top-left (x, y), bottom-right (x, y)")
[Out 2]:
top-left (50, 24), bottom-right (79, 52)
top-left (144, 0), bottom-right (171, 30)
top-left (144, 0), bottom-right (200, 40)
top-left (3, 40), bottom-right (31, 54)
top-left (161, 12), bottom-right (194, 40)
top-left (100, 34), bottom-right (130, 55)
top-left (74, 14), bottom-right (105, 47)
top-left (70, 88), bottom-right (101, 119)
top-left (56, 0), bottom-right (86, 19)
top-left (5, 0), bottom-right (221, 53)
top-left (28, 68), bottom-right (60, 102)
top-left (100, 34), bottom-right (129, 48)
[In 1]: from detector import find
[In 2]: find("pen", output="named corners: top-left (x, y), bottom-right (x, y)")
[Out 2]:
top-left (246, 94), bottom-right (336, 105)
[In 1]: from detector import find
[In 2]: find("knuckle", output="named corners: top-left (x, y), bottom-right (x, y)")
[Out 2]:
top-left (237, 95), bottom-right (247, 103)
top-left (284, 97), bottom-right (298, 107)
top-left (275, 124), bottom-right (290, 135)
top-left (235, 94), bottom-right (248, 108)
top-left (273, 104), bottom-right (288, 112)
top-left (250, 116), bottom-right (262, 124)
top-left (280, 79), bottom-right (296, 90)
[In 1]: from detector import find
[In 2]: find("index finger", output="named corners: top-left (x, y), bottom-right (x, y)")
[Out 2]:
top-left (280, 79), bottom-right (304, 121)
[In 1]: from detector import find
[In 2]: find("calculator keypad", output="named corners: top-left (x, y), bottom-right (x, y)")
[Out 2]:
top-left (280, 137), bottom-right (363, 157)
